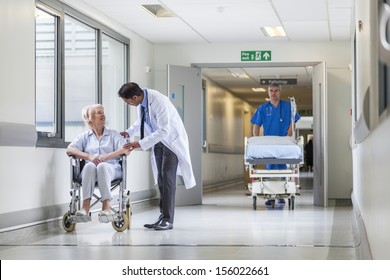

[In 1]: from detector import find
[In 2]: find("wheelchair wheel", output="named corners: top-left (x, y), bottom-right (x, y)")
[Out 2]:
top-left (62, 212), bottom-right (76, 232)
top-left (112, 213), bottom-right (129, 232)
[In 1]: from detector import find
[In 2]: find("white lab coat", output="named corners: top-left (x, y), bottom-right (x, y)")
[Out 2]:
top-left (126, 88), bottom-right (196, 189)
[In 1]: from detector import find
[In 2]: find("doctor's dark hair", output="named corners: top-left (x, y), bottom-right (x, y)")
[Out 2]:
top-left (118, 82), bottom-right (143, 99)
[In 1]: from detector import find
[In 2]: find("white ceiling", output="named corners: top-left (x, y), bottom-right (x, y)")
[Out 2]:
top-left (70, 0), bottom-right (354, 109)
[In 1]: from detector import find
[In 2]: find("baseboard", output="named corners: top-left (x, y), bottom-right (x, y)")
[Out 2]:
top-left (351, 191), bottom-right (373, 260)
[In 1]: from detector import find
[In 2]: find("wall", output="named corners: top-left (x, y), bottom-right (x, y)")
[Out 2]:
top-left (352, 0), bottom-right (390, 259)
top-left (0, 0), bottom-right (155, 230)
top-left (202, 76), bottom-right (254, 187)
top-left (327, 68), bottom-right (353, 199)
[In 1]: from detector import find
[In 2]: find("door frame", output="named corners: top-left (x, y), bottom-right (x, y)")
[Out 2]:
top-left (192, 61), bottom-right (328, 207)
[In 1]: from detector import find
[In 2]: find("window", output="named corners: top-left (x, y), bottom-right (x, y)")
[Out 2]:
top-left (102, 34), bottom-right (127, 131)
top-left (35, 0), bottom-right (129, 147)
top-left (35, 7), bottom-right (58, 137)
top-left (64, 15), bottom-right (97, 142)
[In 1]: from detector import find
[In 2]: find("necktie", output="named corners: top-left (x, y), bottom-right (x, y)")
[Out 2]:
top-left (140, 106), bottom-right (145, 140)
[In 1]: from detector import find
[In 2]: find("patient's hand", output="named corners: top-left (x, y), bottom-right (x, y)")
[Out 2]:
top-left (88, 155), bottom-right (102, 165)
top-left (120, 147), bottom-right (131, 156)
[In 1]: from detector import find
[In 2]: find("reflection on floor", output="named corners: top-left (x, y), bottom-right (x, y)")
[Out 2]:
top-left (0, 173), bottom-right (360, 260)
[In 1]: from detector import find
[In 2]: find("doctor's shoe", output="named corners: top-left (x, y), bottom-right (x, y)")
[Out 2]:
top-left (153, 220), bottom-right (173, 231)
top-left (144, 214), bottom-right (164, 229)
top-left (265, 200), bottom-right (273, 206)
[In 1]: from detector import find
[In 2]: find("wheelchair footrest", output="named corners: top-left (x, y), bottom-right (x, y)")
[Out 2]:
top-left (69, 213), bottom-right (92, 223)
top-left (98, 212), bottom-right (118, 223)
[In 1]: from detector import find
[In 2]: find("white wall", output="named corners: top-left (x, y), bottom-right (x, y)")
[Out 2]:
top-left (327, 68), bottom-right (353, 199)
top-left (202, 76), bottom-right (254, 187)
top-left (352, 0), bottom-right (390, 259)
top-left (0, 0), bottom-right (155, 230)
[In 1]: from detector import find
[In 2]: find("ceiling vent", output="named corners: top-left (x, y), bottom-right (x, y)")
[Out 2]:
top-left (141, 4), bottom-right (175, 18)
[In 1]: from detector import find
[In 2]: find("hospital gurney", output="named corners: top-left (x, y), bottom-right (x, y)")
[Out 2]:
top-left (244, 136), bottom-right (303, 210)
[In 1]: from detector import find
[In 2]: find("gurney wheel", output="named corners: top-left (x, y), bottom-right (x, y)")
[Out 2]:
top-left (112, 212), bottom-right (129, 232)
top-left (252, 196), bottom-right (257, 210)
top-left (62, 212), bottom-right (76, 232)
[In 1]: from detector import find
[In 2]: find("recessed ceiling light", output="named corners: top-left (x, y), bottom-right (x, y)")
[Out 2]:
top-left (141, 4), bottom-right (175, 18)
top-left (261, 26), bottom-right (286, 37)
top-left (252, 88), bottom-right (266, 92)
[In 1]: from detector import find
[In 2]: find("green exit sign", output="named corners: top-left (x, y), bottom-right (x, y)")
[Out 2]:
top-left (241, 50), bottom-right (272, 61)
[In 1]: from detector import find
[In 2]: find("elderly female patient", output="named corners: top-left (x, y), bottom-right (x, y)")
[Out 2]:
top-left (66, 104), bottom-right (129, 221)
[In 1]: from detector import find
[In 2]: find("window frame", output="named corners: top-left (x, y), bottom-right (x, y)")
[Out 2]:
top-left (35, 0), bottom-right (130, 148)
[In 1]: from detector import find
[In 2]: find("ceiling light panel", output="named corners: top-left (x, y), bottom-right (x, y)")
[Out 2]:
top-left (272, 0), bottom-right (327, 21)
top-left (141, 4), bottom-right (175, 18)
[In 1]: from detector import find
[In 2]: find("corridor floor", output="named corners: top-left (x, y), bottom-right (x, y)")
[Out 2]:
top-left (0, 173), bottom-right (360, 260)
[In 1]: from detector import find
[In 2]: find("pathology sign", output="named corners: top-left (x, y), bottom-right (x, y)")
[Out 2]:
top-left (260, 78), bottom-right (297, 85)
top-left (241, 50), bottom-right (271, 61)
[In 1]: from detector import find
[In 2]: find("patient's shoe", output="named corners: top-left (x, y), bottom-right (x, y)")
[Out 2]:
top-left (98, 210), bottom-right (114, 223)
top-left (75, 209), bottom-right (88, 216)
top-left (75, 209), bottom-right (91, 222)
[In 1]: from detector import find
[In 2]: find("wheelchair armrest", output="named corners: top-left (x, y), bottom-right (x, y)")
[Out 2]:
top-left (69, 155), bottom-right (85, 179)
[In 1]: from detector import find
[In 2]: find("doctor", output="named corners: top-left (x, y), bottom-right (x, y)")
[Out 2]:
top-left (118, 82), bottom-right (196, 230)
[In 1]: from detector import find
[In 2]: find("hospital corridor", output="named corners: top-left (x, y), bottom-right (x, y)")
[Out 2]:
top-left (2, 0), bottom-right (390, 269)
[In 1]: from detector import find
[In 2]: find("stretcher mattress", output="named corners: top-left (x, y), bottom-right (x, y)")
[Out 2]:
top-left (245, 136), bottom-right (302, 164)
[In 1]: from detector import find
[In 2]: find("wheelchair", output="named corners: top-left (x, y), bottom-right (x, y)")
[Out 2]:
top-left (62, 154), bottom-right (131, 232)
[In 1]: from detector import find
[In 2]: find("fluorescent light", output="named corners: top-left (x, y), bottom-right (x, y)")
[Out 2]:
top-left (252, 88), bottom-right (266, 92)
top-left (261, 26), bottom-right (286, 37)
top-left (228, 70), bottom-right (249, 79)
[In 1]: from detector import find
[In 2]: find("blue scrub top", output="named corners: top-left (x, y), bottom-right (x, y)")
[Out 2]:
top-left (251, 100), bottom-right (300, 169)
top-left (251, 100), bottom-right (300, 136)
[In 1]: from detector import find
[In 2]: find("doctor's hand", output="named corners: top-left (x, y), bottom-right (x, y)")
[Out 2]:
top-left (120, 131), bottom-right (129, 138)
top-left (123, 141), bottom-right (140, 151)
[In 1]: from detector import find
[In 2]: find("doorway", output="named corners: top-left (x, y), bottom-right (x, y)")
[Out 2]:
top-left (190, 61), bottom-right (327, 207)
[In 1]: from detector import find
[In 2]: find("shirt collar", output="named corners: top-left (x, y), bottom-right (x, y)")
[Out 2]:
top-left (87, 126), bottom-right (109, 136)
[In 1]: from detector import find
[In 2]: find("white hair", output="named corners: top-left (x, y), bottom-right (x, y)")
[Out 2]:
top-left (81, 104), bottom-right (104, 128)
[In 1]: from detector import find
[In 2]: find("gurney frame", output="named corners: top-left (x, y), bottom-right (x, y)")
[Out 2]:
top-left (244, 136), bottom-right (303, 210)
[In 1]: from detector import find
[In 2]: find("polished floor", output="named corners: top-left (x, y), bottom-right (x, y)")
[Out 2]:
top-left (0, 173), bottom-right (360, 260)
